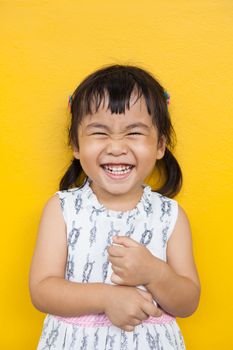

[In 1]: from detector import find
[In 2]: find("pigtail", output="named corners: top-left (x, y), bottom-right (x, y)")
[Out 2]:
top-left (59, 158), bottom-right (85, 190)
top-left (156, 148), bottom-right (183, 198)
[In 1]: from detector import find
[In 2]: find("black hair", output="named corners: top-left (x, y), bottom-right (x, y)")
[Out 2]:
top-left (59, 64), bottom-right (182, 198)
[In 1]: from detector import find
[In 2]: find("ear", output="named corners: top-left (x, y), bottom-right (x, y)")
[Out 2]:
top-left (72, 145), bottom-right (80, 160)
top-left (156, 135), bottom-right (166, 160)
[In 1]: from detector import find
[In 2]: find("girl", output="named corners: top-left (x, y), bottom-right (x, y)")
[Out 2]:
top-left (29, 64), bottom-right (200, 350)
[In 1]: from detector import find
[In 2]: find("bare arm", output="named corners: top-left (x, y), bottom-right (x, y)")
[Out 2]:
top-left (29, 194), bottom-right (110, 316)
top-left (145, 205), bottom-right (201, 317)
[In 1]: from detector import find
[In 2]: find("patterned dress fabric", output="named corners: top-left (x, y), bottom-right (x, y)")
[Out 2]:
top-left (37, 178), bottom-right (186, 349)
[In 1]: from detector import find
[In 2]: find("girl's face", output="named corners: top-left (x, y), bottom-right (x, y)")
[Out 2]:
top-left (73, 95), bottom-right (166, 209)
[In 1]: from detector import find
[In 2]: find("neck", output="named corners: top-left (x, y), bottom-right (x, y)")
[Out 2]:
top-left (89, 180), bottom-right (144, 211)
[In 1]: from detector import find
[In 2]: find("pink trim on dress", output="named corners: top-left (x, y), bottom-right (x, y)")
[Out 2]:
top-left (53, 313), bottom-right (175, 327)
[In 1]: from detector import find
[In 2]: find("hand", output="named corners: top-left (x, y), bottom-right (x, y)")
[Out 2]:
top-left (104, 285), bottom-right (162, 332)
top-left (107, 236), bottom-right (162, 287)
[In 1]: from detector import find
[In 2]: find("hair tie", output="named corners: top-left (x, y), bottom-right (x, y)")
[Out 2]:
top-left (164, 91), bottom-right (170, 105)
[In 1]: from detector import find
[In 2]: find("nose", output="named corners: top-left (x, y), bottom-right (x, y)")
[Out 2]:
top-left (105, 137), bottom-right (129, 156)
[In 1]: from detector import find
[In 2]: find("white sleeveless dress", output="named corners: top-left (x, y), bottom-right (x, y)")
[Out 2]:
top-left (37, 178), bottom-right (186, 350)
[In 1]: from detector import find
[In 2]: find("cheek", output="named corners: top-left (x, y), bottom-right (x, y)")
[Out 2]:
top-left (132, 139), bottom-right (157, 158)
top-left (78, 139), bottom-right (103, 163)
top-left (133, 148), bottom-right (157, 172)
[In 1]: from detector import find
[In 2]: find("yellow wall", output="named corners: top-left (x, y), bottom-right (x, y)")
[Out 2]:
top-left (1, 1), bottom-right (233, 349)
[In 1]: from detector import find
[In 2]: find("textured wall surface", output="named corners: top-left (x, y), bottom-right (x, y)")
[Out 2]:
top-left (1, 1), bottom-right (233, 349)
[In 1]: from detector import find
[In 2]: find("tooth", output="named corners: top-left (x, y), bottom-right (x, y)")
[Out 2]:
top-left (104, 165), bottom-right (131, 171)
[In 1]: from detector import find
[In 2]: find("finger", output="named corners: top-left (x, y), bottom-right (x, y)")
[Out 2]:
top-left (137, 310), bottom-right (149, 321)
top-left (122, 325), bottom-right (134, 332)
top-left (137, 289), bottom-right (153, 303)
top-left (113, 236), bottom-right (139, 248)
top-left (152, 307), bottom-right (162, 317)
top-left (108, 245), bottom-right (125, 257)
top-left (111, 273), bottom-right (124, 285)
top-left (142, 301), bottom-right (162, 318)
top-left (156, 307), bottom-right (163, 317)
top-left (131, 318), bottom-right (142, 326)
top-left (111, 265), bottom-right (122, 274)
top-left (108, 256), bottom-right (124, 266)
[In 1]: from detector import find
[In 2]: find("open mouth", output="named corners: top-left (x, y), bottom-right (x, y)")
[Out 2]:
top-left (101, 164), bottom-right (135, 177)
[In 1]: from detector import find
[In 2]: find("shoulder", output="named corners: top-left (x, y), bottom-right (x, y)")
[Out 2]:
top-left (178, 205), bottom-right (191, 225)
top-left (167, 203), bottom-right (193, 250)
top-left (40, 194), bottom-right (65, 226)
top-left (39, 188), bottom-right (80, 226)
top-left (171, 204), bottom-right (191, 237)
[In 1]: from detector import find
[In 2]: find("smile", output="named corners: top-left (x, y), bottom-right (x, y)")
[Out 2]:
top-left (101, 164), bottom-right (134, 178)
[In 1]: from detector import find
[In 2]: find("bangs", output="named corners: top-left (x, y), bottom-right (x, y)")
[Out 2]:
top-left (71, 67), bottom-right (156, 118)
top-left (85, 85), bottom-right (144, 115)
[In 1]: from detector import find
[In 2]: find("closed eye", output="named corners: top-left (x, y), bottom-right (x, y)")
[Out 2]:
top-left (90, 132), bottom-right (143, 136)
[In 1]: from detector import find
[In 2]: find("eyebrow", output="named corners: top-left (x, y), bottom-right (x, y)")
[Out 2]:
top-left (85, 122), bottom-right (150, 131)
